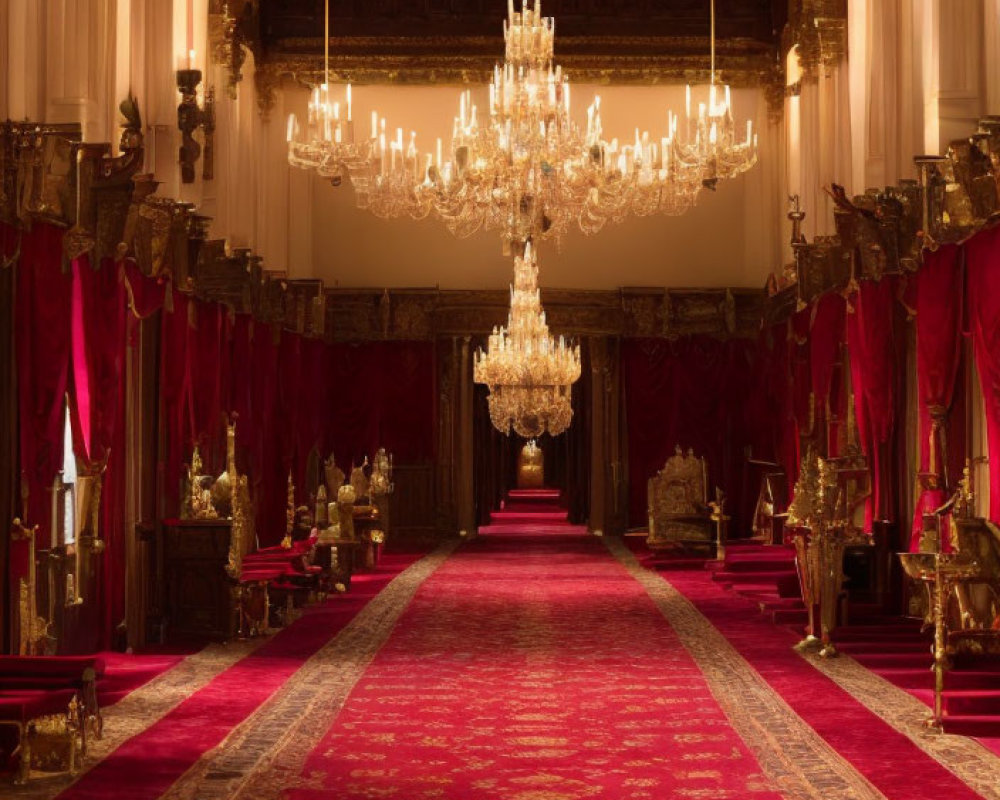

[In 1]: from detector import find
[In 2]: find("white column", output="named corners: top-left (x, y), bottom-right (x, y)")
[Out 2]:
top-left (986, 0), bottom-right (1000, 113)
top-left (3, 0), bottom-right (45, 122)
top-left (936, 0), bottom-right (984, 147)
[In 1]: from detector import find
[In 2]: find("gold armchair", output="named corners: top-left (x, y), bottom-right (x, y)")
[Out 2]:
top-left (646, 446), bottom-right (719, 554)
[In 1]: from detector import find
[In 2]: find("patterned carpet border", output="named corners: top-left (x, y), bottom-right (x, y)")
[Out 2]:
top-left (606, 538), bottom-right (888, 800)
top-left (9, 639), bottom-right (267, 799)
top-left (800, 646), bottom-right (1000, 798)
top-left (158, 541), bottom-right (458, 800)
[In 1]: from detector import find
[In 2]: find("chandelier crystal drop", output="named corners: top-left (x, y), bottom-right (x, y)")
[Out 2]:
top-left (473, 241), bottom-right (581, 438)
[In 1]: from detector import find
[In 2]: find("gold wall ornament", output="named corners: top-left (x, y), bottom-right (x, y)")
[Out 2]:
top-left (12, 518), bottom-right (51, 655)
top-left (787, 0), bottom-right (847, 77)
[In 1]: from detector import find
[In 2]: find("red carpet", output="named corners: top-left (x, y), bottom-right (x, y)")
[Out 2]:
top-left (661, 565), bottom-right (996, 800)
top-left (282, 532), bottom-right (792, 800)
top-left (24, 533), bottom-right (999, 799)
top-left (53, 551), bottom-right (424, 800)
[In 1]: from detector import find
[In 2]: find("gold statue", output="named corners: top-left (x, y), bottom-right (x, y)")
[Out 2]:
top-left (336, 484), bottom-right (357, 541)
top-left (370, 448), bottom-right (393, 543)
top-left (349, 458), bottom-right (370, 503)
top-left (324, 453), bottom-right (345, 497)
top-left (517, 439), bottom-right (544, 489)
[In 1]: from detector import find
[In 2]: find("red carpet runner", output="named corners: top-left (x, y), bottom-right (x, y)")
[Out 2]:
top-left (33, 534), bottom-right (1000, 799)
top-left (38, 551), bottom-right (425, 800)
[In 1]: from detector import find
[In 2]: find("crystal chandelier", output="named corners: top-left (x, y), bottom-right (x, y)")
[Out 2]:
top-left (285, 1), bottom-right (371, 184)
top-left (474, 241), bottom-right (581, 437)
top-left (332, 0), bottom-right (758, 246)
top-left (285, 0), bottom-right (759, 437)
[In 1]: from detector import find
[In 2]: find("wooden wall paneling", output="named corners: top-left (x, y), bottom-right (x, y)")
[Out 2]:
top-left (388, 464), bottom-right (437, 542)
top-left (0, 261), bottom-right (15, 652)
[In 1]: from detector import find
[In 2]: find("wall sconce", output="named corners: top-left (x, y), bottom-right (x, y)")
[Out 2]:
top-left (176, 67), bottom-right (215, 184)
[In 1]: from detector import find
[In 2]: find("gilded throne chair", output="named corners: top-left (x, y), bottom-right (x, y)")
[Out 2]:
top-left (646, 446), bottom-right (718, 555)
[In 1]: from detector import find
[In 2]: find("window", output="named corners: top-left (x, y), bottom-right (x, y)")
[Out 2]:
top-left (62, 402), bottom-right (76, 546)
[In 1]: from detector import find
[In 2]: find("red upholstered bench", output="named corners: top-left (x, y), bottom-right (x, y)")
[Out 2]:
top-left (0, 656), bottom-right (105, 784)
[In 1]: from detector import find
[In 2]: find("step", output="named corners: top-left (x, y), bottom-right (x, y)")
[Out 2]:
top-left (837, 640), bottom-right (933, 655)
top-left (489, 511), bottom-right (570, 523)
top-left (850, 652), bottom-right (934, 669)
top-left (876, 669), bottom-right (1000, 691)
top-left (712, 569), bottom-right (798, 585)
top-left (507, 488), bottom-right (562, 500)
top-left (940, 714), bottom-right (1000, 737)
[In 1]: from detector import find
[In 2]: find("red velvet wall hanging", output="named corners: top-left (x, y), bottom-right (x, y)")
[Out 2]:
top-left (966, 224), bottom-right (1000, 521)
top-left (846, 278), bottom-right (898, 524)
top-left (621, 336), bottom-right (757, 534)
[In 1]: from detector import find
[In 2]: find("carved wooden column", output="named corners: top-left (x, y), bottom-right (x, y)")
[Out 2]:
top-left (605, 337), bottom-right (626, 535)
top-left (589, 337), bottom-right (607, 536)
top-left (456, 336), bottom-right (476, 536)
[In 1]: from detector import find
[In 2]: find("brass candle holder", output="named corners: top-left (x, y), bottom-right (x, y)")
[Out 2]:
top-left (176, 68), bottom-right (215, 184)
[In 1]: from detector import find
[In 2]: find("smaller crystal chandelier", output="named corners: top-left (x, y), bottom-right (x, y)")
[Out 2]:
top-left (474, 242), bottom-right (581, 437)
top-left (286, 0), bottom-right (371, 183)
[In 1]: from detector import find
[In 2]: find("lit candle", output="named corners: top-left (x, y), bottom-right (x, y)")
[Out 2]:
top-left (685, 84), bottom-right (691, 118)
top-left (286, 113), bottom-right (297, 143)
top-left (563, 83), bottom-right (570, 114)
top-left (346, 83), bottom-right (352, 121)
top-left (746, 119), bottom-right (752, 145)
top-left (436, 137), bottom-right (442, 167)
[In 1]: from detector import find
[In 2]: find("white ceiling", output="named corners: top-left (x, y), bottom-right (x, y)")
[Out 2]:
top-left (294, 83), bottom-right (779, 291)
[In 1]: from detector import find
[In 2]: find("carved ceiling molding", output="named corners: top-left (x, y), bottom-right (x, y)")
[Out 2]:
top-left (323, 286), bottom-right (764, 343)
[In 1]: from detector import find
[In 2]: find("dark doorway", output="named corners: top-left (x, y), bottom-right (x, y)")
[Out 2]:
top-left (472, 339), bottom-right (591, 527)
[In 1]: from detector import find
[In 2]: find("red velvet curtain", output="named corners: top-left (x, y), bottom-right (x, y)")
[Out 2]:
top-left (847, 279), bottom-right (898, 523)
top-left (910, 244), bottom-right (965, 547)
top-left (187, 301), bottom-right (230, 473)
top-left (622, 336), bottom-right (757, 533)
top-left (68, 255), bottom-right (128, 648)
top-left (966, 225), bottom-right (1000, 522)
top-left (327, 341), bottom-right (436, 470)
top-left (14, 224), bottom-right (72, 614)
top-left (810, 293), bottom-right (846, 455)
top-left (159, 290), bottom-right (191, 514)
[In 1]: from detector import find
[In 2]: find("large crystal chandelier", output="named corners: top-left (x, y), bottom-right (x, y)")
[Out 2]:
top-left (331, 0), bottom-right (758, 246)
top-left (474, 241), bottom-right (581, 437)
top-left (285, 0), bottom-right (759, 437)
